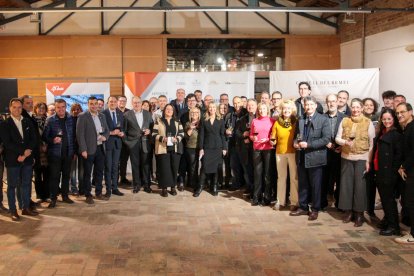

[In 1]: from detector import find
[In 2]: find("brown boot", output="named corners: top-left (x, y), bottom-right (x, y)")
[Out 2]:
top-left (342, 210), bottom-right (353, 223)
top-left (354, 212), bottom-right (364, 227)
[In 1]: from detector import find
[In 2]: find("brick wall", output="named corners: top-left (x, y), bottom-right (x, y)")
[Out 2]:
top-left (340, 0), bottom-right (414, 42)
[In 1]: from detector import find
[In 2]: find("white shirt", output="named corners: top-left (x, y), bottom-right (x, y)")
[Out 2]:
top-left (90, 112), bottom-right (103, 145)
top-left (11, 115), bottom-right (24, 139)
top-left (134, 110), bottom-right (143, 128)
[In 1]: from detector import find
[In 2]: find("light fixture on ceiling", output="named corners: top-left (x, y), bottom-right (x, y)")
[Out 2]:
top-left (343, 12), bottom-right (356, 24)
top-left (257, 52), bottom-right (264, 57)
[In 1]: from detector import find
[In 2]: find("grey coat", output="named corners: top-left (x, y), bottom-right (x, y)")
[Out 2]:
top-left (76, 111), bottom-right (109, 155)
top-left (123, 109), bottom-right (153, 153)
top-left (295, 112), bottom-right (330, 168)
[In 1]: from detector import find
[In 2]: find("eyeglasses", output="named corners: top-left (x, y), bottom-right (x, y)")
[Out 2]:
top-left (272, 98), bottom-right (282, 100)
top-left (396, 110), bottom-right (407, 115)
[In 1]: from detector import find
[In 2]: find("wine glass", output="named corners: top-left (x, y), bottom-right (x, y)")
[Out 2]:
top-left (99, 127), bottom-right (105, 136)
top-left (56, 128), bottom-right (63, 138)
top-left (296, 133), bottom-right (303, 150)
top-left (116, 121), bottom-right (121, 130)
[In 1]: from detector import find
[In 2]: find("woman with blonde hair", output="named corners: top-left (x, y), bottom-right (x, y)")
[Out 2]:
top-left (271, 100), bottom-right (298, 211)
top-left (184, 106), bottom-right (202, 189)
top-left (193, 103), bottom-right (227, 197)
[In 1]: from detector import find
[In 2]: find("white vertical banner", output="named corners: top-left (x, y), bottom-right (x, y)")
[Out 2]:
top-left (269, 69), bottom-right (380, 104)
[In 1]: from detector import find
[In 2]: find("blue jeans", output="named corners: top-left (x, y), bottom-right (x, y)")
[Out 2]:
top-left (105, 147), bottom-right (121, 194)
top-left (7, 165), bottom-right (33, 212)
top-left (70, 155), bottom-right (84, 193)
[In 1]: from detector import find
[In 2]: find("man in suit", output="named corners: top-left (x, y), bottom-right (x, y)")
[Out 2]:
top-left (103, 96), bottom-right (125, 197)
top-left (337, 90), bottom-right (351, 116)
top-left (294, 82), bottom-right (323, 118)
top-left (220, 93), bottom-right (234, 113)
top-left (117, 95), bottom-right (131, 186)
top-left (171, 88), bottom-right (187, 119)
top-left (0, 128), bottom-right (7, 213)
top-left (322, 94), bottom-right (346, 210)
top-left (123, 96), bottom-right (153, 194)
top-left (42, 99), bottom-right (76, 208)
top-left (76, 96), bottom-right (109, 204)
top-left (0, 98), bottom-right (38, 220)
top-left (21, 95), bottom-right (45, 207)
top-left (290, 96), bottom-right (330, 221)
top-left (194, 90), bottom-right (204, 110)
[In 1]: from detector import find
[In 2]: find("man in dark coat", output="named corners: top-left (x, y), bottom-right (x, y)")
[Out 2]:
top-left (294, 82), bottom-right (323, 118)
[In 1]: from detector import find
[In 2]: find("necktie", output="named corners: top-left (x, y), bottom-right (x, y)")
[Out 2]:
top-left (112, 111), bottom-right (117, 125)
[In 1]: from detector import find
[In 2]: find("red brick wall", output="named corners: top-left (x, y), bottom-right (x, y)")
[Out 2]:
top-left (340, 0), bottom-right (414, 42)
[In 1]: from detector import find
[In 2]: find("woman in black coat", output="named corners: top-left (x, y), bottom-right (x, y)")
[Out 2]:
top-left (193, 103), bottom-right (227, 197)
top-left (373, 108), bottom-right (403, 236)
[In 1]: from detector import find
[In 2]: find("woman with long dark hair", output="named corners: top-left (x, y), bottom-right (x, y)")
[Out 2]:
top-left (373, 108), bottom-right (403, 236)
top-left (152, 104), bottom-right (184, 197)
top-left (193, 103), bottom-right (227, 197)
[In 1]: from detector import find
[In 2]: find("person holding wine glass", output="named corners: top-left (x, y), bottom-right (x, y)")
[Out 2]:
top-left (76, 96), bottom-right (109, 204)
top-left (270, 100), bottom-right (298, 211)
top-left (43, 99), bottom-right (77, 208)
top-left (152, 104), bottom-right (184, 197)
top-left (102, 96), bottom-right (125, 198)
top-left (193, 102), bottom-right (227, 197)
top-left (290, 96), bottom-right (330, 221)
top-left (249, 102), bottom-right (275, 206)
top-left (335, 98), bottom-right (375, 227)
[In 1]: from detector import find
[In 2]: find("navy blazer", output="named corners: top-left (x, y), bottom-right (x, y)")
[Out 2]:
top-left (295, 112), bottom-right (330, 168)
top-left (102, 108), bottom-right (124, 151)
top-left (0, 116), bottom-right (37, 168)
top-left (170, 99), bottom-right (188, 119)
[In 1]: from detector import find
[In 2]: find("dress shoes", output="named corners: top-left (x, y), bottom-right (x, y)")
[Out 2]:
top-left (48, 199), bottom-right (57, 208)
top-left (112, 189), bottom-right (124, 196)
top-left (10, 210), bottom-right (20, 221)
top-left (132, 187), bottom-right (139, 194)
top-left (120, 179), bottom-right (132, 186)
top-left (22, 208), bottom-right (38, 216)
top-left (85, 196), bottom-right (94, 204)
top-left (177, 184), bottom-right (184, 192)
top-left (308, 211), bottom-right (318, 221)
top-left (290, 205), bottom-right (298, 212)
top-left (342, 211), bottom-right (353, 223)
top-left (377, 219), bottom-right (388, 230)
top-left (354, 212), bottom-right (364, 227)
top-left (379, 227), bottom-right (401, 236)
top-left (161, 188), bottom-right (168, 197)
top-left (62, 196), bottom-right (74, 204)
top-left (95, 194), bottom-right (109, 201)
top-left (144, 187), bottom-right (153, 194)
top-left (193, 186), bottom-right (203, 197)
top-left (289, 208), bottom-right (309, 216)
top-left (251, 200), bottom-right (260, 206)
top-left (104, 193), bottom-right (111, 199)
top-left (170, 187), bottom-right (177, 196)
top-left (0, 203), bottom-right (9, 212)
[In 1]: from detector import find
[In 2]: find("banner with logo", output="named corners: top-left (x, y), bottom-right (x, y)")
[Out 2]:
top-left (269, 68), bottom-right (380, 105)
top-left (46, 82), bottom-right (110, 113)
top-left (124, 72), bottom-right (255, 108)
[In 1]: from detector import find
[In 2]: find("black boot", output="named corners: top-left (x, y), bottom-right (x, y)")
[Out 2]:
top-left (193, 185), bottom-right (203, 197)
top-left (212, 174), bottom-right (218, 196)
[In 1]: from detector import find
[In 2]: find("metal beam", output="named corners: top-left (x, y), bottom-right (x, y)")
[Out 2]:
top-left (192, 0), bottom-right (225, 34)
top-left (161, 11), bottom-right (169, 34)
top-left (286, 12), bottom-right (289, 34)
top-left (42, 0), bottom-right (91, 35)
top-left (0, 0), bottom-right (65, 25)
top-left (225, 0), bottom-right (229, 34)
top-left (100, 0), bottom-right (104, 35)
top-left (104, 0), bottom-right (139, 35)
top-left (239, 0), bottom-right (286, 34)
top-left (248, 0), bottom-right (259, 7)
top-left (259, 0), bottom-right (338, 28)
top-left (295, 0), bottom-right (318, 7)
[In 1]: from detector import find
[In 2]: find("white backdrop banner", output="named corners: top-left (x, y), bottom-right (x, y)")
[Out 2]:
top-left (269, 68), bottom-right (380, 105)
top-left (124, 72), bottom-right (255, 108)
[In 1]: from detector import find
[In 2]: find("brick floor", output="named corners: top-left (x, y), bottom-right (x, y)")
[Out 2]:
top-left (0, 185), bottom-right (413, 276)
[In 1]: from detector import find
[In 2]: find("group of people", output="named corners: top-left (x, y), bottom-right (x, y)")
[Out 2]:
top-left (0, 84), bottom-right (413, 245)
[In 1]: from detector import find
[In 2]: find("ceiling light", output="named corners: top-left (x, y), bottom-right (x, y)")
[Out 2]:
top-left (257, 53), bottom-right (264, 57)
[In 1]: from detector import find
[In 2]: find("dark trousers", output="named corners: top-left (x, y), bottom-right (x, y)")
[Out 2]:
top-left (253, 150), bottom-right (272, 203)
top-left (377, 174), bottom-right (400, 229)
top-left (404, 173), bottom-right (414, 236)
top-left (105, 147), bottom-right (121, 194)
top-left (184, 148), bottom-right (199, 188)
top-left (83, 146), bottom-right (105, 197)
top-left (198, 171), bottom-right (217, 190)
top-left (229, 146), bottom-right (245, 188)
top-left (322, 150), bottom-right (341, 209)
top-left (34, 162), bottom-right (49, 200)
top-left (156, 151), bottom-right (180, 188)
top-left (7, 164), bottom-right (33, 212)
top-left (0, 157), bottom-right (4, 203)
top-left (298, 163), bottom-right (323, 212)
top-left (366, 169), bottom-right (377, 214)
top-left (218, 152), bottom-right (231, 186)
top-left (398, 178), bottom-right (410, 224)
top-left (269, 148), bottom-right (277, 200)
top-left (129, 141), bottom-right (150, 189)
top-left (240, 147), bottom-right (254, 191)
top-left (177, 153), bottom-right (187, 185)
top-left (119, 141), bottom-right (130, 181)
top-left (48, 155), bottom-right (73, 200)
